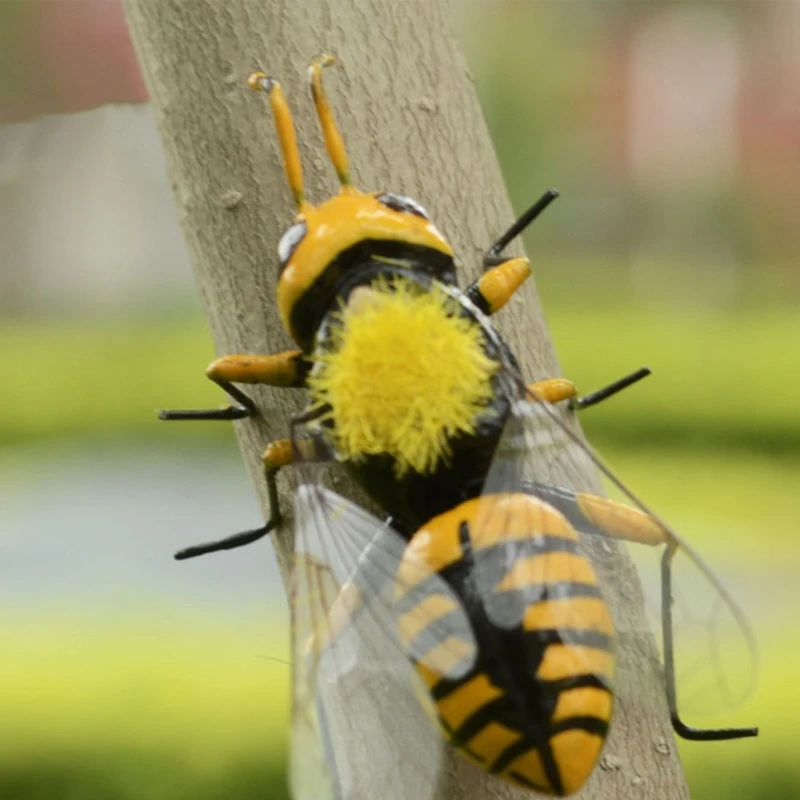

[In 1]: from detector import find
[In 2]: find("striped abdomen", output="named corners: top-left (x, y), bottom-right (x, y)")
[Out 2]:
top-left (395, 493), bottom-right (615, 796)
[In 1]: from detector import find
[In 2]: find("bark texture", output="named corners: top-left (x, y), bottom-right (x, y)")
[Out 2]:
top-left (123, 1), bottom-right (690, 798)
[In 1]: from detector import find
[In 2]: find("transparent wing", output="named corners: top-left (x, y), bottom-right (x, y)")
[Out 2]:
top-left (622, 530), bottom-right (757, 719)
top-left (289, 477), bottom-right (478, 800)
top-left (478, 366), bottom-right (757, 725)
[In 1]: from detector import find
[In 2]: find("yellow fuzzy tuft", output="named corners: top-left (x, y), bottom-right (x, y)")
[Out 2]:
top-left (307, 279), bottom-right (499, 476)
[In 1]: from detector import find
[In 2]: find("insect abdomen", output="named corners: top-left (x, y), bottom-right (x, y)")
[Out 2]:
top-left (396, 493), bottom-right (615, 796)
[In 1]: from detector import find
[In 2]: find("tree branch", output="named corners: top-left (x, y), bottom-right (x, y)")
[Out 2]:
top-left (123, 1), bottom-right (690, 797)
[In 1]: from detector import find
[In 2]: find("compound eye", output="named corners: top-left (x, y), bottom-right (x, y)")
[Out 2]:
top-left (376, 192), bottom-right (430, 221)
top-left (278, 221), bottom-right (308, 270)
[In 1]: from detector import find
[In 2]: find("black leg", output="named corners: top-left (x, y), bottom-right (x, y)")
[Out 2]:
top-left (174, 465), bottom-right (282, 560)
top-left (159, 380), bottom-right (258, 421)
top-left (661, 543), bottom-right (758, 741)
top-left (483, 189), bottom-right (560, 267)
top-left (174, 521), bottom-right (275, 560)
top-left (570, 367), bottom-right (651, 411)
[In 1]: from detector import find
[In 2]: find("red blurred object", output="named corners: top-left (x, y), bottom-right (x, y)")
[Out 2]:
top-left (2, 0), bottom-right (147, 122)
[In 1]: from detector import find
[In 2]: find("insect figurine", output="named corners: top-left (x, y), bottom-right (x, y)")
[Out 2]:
top-left (161, 55), bottom-right (758, 798)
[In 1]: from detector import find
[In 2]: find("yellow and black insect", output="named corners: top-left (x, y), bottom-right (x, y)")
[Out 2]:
top-left (161, 55), bottom-right (757, 798)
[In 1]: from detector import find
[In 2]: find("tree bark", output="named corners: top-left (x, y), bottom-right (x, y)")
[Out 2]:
top-left (123, 1), bottom-right (690, 798)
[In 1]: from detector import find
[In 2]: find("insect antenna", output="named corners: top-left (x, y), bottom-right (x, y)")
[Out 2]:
top-left (308, 54), bottom-right (353, 191)
top-left (249, 70), bottom-right (310, 211)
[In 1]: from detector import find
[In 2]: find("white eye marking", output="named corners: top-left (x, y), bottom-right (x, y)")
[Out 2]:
top-left (376, 192), bottom-right (430, 220)
top-left (278, 221), bottom-right (308, 265)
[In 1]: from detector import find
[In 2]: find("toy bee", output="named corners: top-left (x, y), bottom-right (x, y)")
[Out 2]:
top-left (161, 55), bottom-right (757, 798)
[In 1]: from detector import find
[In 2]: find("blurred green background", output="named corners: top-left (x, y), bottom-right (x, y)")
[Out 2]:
top-left (1, 2), bottom-right (798, 799)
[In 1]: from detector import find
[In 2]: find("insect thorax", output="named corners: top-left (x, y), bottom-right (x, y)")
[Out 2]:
top-left (305, 269), bottom-right (516, 534)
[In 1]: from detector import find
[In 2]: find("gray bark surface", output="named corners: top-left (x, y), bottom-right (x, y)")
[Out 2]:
top-left (123, 1), bottom-right (690, 798)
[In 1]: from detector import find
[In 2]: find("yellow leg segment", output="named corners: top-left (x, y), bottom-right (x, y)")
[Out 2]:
top-left (527, 378), bottom-right (577, 404)
top-left (160, 351), bottom-right (308, 422)
top-left (467, 257), bottom-right (531, 315)
top-left (262, 438), bottom-right (294, 471)
top-left (575, 492), bottom-right (667, 546)
top-left (207, 350), bottom-right (308, 388)
top-left (524, 481), bottom-right (667, 547)
top-left (262, 438), bottom-right (294, 536)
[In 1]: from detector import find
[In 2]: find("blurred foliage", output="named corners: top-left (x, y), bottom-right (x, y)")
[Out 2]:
top-left (0, 316), bottom-right (224, 447)
top-left (3, 273), bottom-right (798, 453)
top-left (1, 622), bottom-right (290, 799)
top-left (461, 2), bottom-right (800, 269)
top-left (1, 620), bottom-right (797, 800)
top-left (553, 306), bottom-right (800, 455)
top-left (2, 758), bottom-right (798, 800)
top-left (0, 757), bottom-right (288, 800)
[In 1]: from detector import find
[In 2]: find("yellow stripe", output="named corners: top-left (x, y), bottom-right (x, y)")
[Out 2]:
top-left (552, 686), bottom-right (613, 725)
top-left (414, 662), bottom-right (443, 691)
top-left (495, 551), bottom-right (598, 593)
top-left (308, 582), bottom-right (361, 657)
top-left (399, 494), bottom-right (578, 600)
top-left (466, 722), bottom-right (522, 766)
top-left (437, 673), bottom-right (503, 730)
top-left (397, 593), bottom-right (460, 647)
top-left (420, 635), bottom-right (476, 679)
top-left (523, 597), bottom-right (614, 636)
top-left (550, 729), bottom-right (605, 795)
top-left (397, 524), bottom-right (463, 594)
top-left (471, 495), bottom-right (577, 551)
top-left (503, 748), bottom-right (550, 791)
top-left (536, 644), bottom-right (614, 682)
